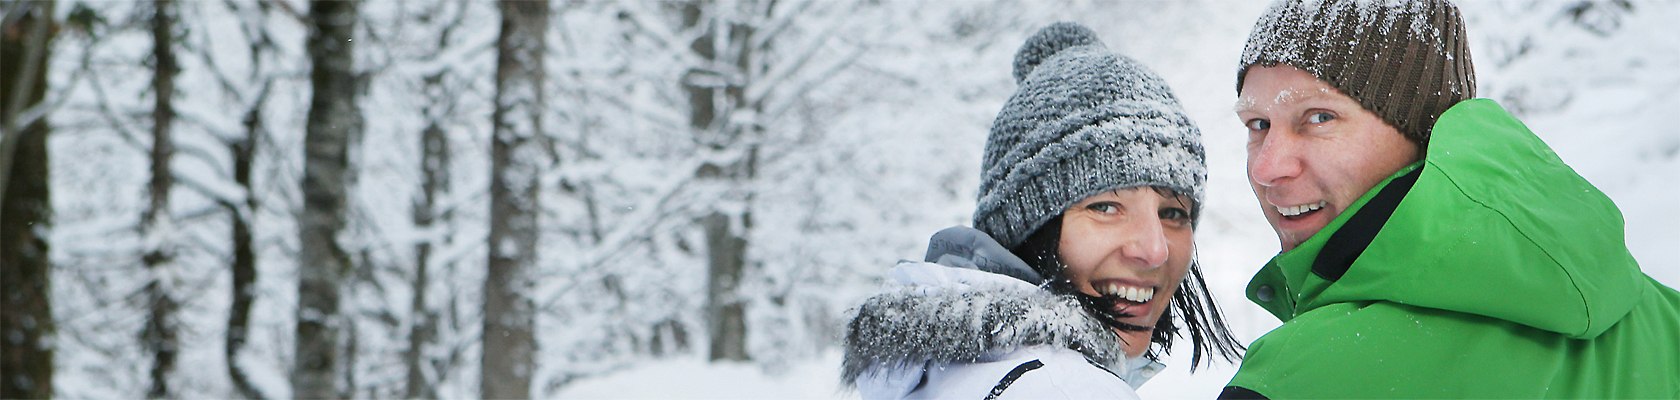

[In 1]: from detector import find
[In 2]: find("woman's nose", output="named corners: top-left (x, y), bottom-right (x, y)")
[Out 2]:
top-left (1120, 215), bottom-right (1169, 269)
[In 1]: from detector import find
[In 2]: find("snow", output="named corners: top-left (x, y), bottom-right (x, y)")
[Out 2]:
top-left (34, 0), bottom-right (1676, 399)
top-left (556, 352), bottom-right (857, 400)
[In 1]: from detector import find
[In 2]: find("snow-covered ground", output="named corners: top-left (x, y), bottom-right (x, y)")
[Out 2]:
top-left (559, 352), bottom-right (856, 399)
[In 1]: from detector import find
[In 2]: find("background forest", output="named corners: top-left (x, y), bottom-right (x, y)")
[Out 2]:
top-left (2, 0), bottom-right (1675, 398)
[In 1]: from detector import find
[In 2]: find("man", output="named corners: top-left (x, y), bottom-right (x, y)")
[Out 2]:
top-left (1221, 0), bottom-right (1680, 398)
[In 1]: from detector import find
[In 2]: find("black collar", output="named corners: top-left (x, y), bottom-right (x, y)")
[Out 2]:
top-left (1312, 167), bottom-right (1422, 281)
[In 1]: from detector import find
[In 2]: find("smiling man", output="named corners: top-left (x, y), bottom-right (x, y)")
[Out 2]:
top-left (1220, 0), bottom-right (1680, 398)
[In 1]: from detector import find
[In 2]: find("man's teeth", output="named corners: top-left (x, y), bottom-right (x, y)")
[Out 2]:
top-left (1277, 201), bottom-right (1327, 217)
top-left (1099, 283), bottom-right (1155, 303)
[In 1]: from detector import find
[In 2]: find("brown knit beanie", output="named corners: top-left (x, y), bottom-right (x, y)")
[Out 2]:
top-left (1236, 0), bottom-right (1476, 145)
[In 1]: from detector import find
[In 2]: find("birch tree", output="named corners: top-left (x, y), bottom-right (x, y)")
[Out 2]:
top-left (484, 0), bottom-right (547, 397)
top-left (296, 0), bottom-right (362, 397)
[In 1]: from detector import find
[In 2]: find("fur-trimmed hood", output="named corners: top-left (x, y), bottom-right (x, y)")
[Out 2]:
top-left (841, 261), bottom-right (1129, 387)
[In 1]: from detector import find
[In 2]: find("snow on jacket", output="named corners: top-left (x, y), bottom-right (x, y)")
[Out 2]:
top-left (1222, 99), bottom-right (1680, 398)
top-left (843, 261), bottom-right (1163, 399)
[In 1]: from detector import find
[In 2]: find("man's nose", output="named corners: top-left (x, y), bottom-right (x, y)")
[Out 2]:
top-left (1249, 128), bottom-right (1302, 187)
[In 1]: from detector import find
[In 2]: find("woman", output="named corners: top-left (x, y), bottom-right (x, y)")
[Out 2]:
top-left (842, 22), bottom-right (1244, 399)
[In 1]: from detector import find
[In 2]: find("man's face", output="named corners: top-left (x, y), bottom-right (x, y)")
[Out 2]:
top-left (1235, 65), bottom-right (1420, 252)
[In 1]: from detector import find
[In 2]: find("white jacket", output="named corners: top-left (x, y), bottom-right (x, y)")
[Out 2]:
top-left (844, 262), bottom-right (1164, 399)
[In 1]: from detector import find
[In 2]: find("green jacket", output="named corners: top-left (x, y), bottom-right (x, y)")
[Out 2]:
top-left (1223, 99), bottom-right (1680, 398)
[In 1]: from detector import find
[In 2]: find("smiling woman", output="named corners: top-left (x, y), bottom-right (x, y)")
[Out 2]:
top-left (841, 21), bottom-right (1243, 400)
top-left (1017, 188), bottom-right (1198, 358)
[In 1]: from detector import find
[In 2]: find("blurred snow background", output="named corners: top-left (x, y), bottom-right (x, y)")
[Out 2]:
top-left (35, 0), bottom-right (1674, 398)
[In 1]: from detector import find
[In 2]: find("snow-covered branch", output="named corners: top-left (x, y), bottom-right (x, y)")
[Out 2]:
top-left (612, 1), bottom-right (711, 68)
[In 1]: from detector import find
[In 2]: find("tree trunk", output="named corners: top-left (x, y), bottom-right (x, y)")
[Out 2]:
top-left (483, 1), bottom-right (547, 397)
top-left (405, 73), bottom-right (450, 400)
top-left (226, 88), bottom-right (263, 400)
top-left (700, 212), bottom-right (749, 361)
top-left (681, 0), bottom-right (761, 363)
top-left (141, 0), bottom-right (180, 396)
top-left (225, 4), bottom-right (273, 398)
top-left (0, 1), bottom-right (56, 398)
top-left (295, 1), bottom-right (362, 398)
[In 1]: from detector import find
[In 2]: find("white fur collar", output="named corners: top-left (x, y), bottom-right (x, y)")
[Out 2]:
top-left (841, 262), bottom-right (1132, 386)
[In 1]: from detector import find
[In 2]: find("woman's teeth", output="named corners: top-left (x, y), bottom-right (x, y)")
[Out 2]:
top-left (1099, 283), bottom-right (1154, 303)
top-left (1277, 201), bottom-right (1327, 217)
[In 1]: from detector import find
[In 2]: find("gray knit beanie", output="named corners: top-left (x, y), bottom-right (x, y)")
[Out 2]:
top-left (1237, 0), bottom-right (1476, 145)
top-left (974, 22), bottom-right (1207, 249)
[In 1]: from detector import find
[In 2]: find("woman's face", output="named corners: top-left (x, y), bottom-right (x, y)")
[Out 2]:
top-left (1058, 187), bottom-right (1195, 358)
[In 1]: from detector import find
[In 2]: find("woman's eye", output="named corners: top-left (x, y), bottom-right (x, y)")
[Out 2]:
top-left (1086, 202), bottom-right (1120, 214)
top-left (1160, 207), bottom-right (1192, 225)
top-left (1306, 111), bottom-right (1335, 124)
top-left (1244, 118), bottom-right (1270, 131)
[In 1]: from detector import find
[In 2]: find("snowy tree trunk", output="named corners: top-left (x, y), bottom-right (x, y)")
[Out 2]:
top-left (699, 211), bottom-right (750, 362)
top-left (682, 0), bottom-right (764, 363)
top-left (483, 0), bottom-right (547, 397)
top-left (140, 0), bottom-right (180, 396)
top-left (215, 5), bottom-right (273, 398)
top-left (0, 1), bottom-right (55, 398)
top-left (295, 0), bottom-right (362, 398)
top-left (226, 87), bottom-right (264, 400)
top-left (406, 72), bottom-right (451, 400)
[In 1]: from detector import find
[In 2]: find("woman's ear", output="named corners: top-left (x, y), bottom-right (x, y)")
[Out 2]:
top-left (924, 226), bottom-right (1044, 284)
top-left (1011, 214), bottom-right (1066, 284)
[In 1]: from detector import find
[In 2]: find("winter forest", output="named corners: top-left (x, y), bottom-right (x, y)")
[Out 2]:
top-left (1, 0), bottom-right (1675, 398)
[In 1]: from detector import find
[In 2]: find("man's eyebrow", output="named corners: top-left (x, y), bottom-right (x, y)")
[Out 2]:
top-left (1234, 88), bottom-right (1331, 114)
top-left (1280, 89), bottom-right (1330, 104)
top-left (1233, 97), bottom-right (1257, 114)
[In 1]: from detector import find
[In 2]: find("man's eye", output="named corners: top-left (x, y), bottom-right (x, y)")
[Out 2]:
top-left (1245, 119), bottom-right (1270, 131)
top-left (1307, 111), bottom-right (1335, 124)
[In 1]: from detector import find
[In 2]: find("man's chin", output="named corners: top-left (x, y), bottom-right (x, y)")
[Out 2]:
top-left (1273, 211), bottom-right (1335, 252)
top-left (1276, 229), bottom-right (1317, 252)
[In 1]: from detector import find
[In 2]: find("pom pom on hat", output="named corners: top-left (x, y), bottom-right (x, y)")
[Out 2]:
top-left (1012, 22), bottom-right (1104, 84)
top-left (977, 22), bottom-right (1206, 248)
